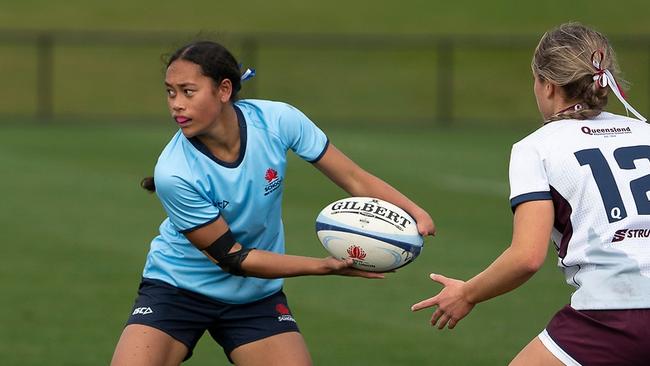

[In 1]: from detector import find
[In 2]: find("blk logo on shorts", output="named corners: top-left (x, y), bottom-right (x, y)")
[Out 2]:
top-left (275, 303), bottom-right (295, 323)
top-left (132, 307), bottom-right (153, 315)
top-left (263, 168), bottom-right (283, 196)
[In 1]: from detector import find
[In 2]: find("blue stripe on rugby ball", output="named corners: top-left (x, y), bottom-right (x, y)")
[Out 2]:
top-left (315, 222), bottom-right (422, 255)
top-left (315, 214), bottom-right (422, 246)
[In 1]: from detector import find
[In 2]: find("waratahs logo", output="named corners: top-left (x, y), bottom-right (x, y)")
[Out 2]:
top-left (263, 168), bottom-right (282, 196)
top-left (265, 168), bottom-right (278, 182)
top-left (275, 303), bottom-right (295, 322)
top-left (275, 303), bottom-right (290, 315)
top-left (347, 245), bottom-right (367, 260)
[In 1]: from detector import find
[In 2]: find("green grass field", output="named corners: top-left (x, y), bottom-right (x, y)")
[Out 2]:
top-left (0, 121), bottom-right (571, 365)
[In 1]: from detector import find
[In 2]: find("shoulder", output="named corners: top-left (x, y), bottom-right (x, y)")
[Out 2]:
top-left (512, 122), bottom-right (561, 153)
top-left (154, 131), bottom-right (195, 188)
top-left (236, 99), bottom-right (320, 146)
top-left (235, 99), bottom-right (307, 128)
top-left (594, 111), bottom-right (650, 130)
top-left (512, 118), bottom-right (597, 153)
top-left (157, 131), bottom-right (189, 168)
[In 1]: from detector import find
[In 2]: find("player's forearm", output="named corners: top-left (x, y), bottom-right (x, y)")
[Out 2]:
top-left (462, 246), bottom-right (539, 304)
top-left (239, 249), bottom-right (328, 278)
top-left (463, 201), bottom-right (552, 304)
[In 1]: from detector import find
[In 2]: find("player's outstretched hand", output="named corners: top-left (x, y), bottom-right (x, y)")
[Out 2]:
top-left (410, 273), bottom-right (475, 329)
top-left (323, 257), bottom-right (386, 279)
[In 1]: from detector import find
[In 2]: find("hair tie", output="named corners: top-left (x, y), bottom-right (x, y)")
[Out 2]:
top-left (590, 50), bottom-right (646, 121)
top-left (240, 68), bottom-right (256, 82)
top-left (591, 51), bottom-right (607, 88)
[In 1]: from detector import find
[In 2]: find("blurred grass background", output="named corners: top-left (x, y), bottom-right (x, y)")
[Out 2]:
top-left (2, 0), bottom-right (650, 365)
top-left (2, 0), bottom-right (650, 125)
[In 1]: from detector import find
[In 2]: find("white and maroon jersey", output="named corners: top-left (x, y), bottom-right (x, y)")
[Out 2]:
top-left (509, 112), bottom-right (650, 310)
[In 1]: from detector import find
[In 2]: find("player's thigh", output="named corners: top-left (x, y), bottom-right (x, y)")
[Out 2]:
top-left (111, 324), bottom-right (188, 366)
top-left (510, 337), bottom-right (564, 366)
top-left (229, 331), bottom-right (312, 366)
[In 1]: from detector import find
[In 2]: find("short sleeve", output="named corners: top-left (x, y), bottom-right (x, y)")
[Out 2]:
top-left (508, 141), bottom-right (552, 211)
top-left (277, 104), bottom-right (329, 163)
top-left (154, 171), bottom-right (220, 233)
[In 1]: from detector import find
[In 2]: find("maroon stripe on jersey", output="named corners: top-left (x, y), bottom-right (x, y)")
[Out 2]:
top-left (550, 186), bottom-right (573, 259)
top-left (546, 305), bottom-right (650, 366)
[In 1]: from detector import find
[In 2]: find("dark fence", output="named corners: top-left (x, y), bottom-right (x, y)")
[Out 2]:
top-left (2, 29), bottom-right (650, 126)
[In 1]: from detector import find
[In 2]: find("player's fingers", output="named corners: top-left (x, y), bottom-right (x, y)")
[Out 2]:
top-left (418, 223), bottom-right (436, 237)
top-left (429, 273), bottom-right (449, 285)
top-left (359, 271), bottom-right (385, 279)
top-left (324, 257), bottom-right (348, 270)
top-left (335, 258), bottom-right (359, 271)
top-left (345, 268), bottom-right (385, 279)
top-left (437, 314), bottom-right (451, 330)
top-left (428, 222), bottom-right (437, 236)
top-left (410, 297), bottom-right (438, 311)
top-left (448, 318), bottom-right (459, 330)
top-left (430, 308), bottom-right (444, 327)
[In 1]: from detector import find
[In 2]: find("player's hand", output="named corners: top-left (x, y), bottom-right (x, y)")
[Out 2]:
top-left (410, 273), bottom-right (475, 329)
top-left (413, 209), bottom-right (436, 237)
top-left (322, 257), bottom-right (386, 279)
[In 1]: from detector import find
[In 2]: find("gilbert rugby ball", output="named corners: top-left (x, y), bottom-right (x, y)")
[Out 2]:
top-left (315, 197), bottom-right (424, 272)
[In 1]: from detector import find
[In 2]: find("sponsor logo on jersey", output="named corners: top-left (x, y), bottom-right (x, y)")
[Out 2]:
top-left (263, 168), bottom-right (283, 196)
top-left (275, 303), bottom-right (296, 322)
top-left (132, 307), bottom-right (153, 315)
top-left (581, 126), bottom-right (632, 136)
top-left (347, 245), bottom-right (367, 260)
top-left (330, 199), bottom-right (412, 231)
top-left (612, 229), bottom-right (650, 242)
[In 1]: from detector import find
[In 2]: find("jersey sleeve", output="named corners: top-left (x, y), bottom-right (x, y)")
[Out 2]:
top-left (508, 140), bottom-right (552, 211)
top-left (277, 103), bottom-right (329, 163)
top-left (154, 170), bottom-right (220, 233)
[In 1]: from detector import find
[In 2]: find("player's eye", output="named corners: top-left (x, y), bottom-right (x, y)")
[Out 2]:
top-left (166, 88), bottom-right (176, 97)
top-left (184, 89), bottom-right (195, 97)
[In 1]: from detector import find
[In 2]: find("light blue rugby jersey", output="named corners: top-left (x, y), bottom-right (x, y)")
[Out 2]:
top-left (142, 99), bottom-right (329, 304)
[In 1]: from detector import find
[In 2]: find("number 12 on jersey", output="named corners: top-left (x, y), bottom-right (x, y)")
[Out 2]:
top-left (575, 145), bottom-right (650, 223)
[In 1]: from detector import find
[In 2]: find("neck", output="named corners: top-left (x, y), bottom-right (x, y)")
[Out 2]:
top-left (199, 104), bottom-right (241, 157)
top-left (554, 101), bottom-right (584, 116)
top-left (543, 101), bottom-right (585, 124)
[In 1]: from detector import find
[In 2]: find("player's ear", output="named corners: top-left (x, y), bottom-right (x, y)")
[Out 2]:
top-left (544, 80), bottom-right (556, 100)
top-left (215, 78), bottom-right (233, 103)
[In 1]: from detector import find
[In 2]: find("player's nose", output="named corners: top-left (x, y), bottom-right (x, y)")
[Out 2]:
top-left (171, 100), bottom-right (185, 111)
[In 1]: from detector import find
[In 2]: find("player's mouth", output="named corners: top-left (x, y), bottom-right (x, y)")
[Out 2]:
top-left (174, 116), bottom-right (192, 126)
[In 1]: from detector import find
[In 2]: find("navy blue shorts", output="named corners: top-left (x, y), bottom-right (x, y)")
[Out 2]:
top-left (539, 304), bottom-right (650, 365)
top-left (125, 278), bottom-right (300, 362)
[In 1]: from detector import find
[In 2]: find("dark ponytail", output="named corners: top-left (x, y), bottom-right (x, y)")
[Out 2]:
top-left (141, 176), bottom-right (156, 193)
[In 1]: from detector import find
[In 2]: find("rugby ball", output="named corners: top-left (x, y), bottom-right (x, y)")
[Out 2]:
top-left (315, 197), bottom-right (424, 272)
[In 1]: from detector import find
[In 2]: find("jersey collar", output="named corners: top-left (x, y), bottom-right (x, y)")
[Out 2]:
top-left (188, 105), bottom-right (247, 168)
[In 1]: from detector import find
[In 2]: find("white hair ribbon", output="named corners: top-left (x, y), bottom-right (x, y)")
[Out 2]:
top-left (592, 51), bottom-right (646, 122)
top-left (241, 68), bottom-right (256, 82)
